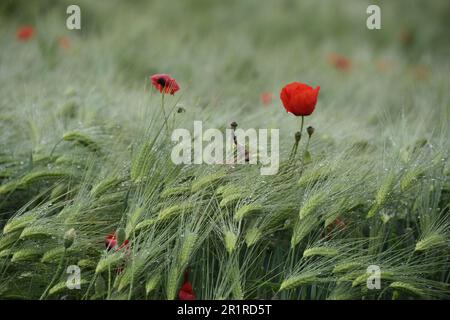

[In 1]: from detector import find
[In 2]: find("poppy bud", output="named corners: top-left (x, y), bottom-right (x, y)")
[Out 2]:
top-left (307, 126), bottom-right (315, 137)
top-left (230, 121), bottom-right (238, 130)
top-left (64, 228), bottom-right (76, 249)
top-left (294, 131), bottom-right (301, 143)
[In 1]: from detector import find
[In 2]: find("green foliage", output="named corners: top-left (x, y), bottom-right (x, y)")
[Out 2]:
top-left (0, 0), bottom-right (449, 301)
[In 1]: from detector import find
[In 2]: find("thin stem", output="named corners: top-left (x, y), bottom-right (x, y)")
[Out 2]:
top-left (304, 135), bottom-right (311, 159)
top-left (290, 116), bottom-right (305, 161)
top-left (300, 116), bottom-right (304, 134)
top-left (161, 93), bottom-right (169, 132)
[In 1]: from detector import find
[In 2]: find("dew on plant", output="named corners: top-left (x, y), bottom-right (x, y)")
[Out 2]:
top-left (0, 1), bottom-right (449, 301)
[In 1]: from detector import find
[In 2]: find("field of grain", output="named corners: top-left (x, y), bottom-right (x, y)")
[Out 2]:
top-left (0, 0), bottom-right (449, 300)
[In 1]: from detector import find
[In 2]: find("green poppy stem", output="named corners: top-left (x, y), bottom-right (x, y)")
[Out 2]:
top-left (300, 116), bottom-right (305, 134)
top-left (304, 135), bottom-right (311, 155)
top-left (289, 116), bottom-right (305, 161)
top-left (161, 93), bottom-right (169, 132)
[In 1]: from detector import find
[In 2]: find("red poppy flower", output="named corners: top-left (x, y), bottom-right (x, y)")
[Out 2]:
top-left (260, 92), bottom-right (273, 105)
top-left (16, 25), bottom-right (35, 42)
top-left (104, 233), bottom-right (129, 251)
top-left (328, 53), bottom-right (351, 72)
top-left (280, 82), bottom-right (320, 116)
top-left (150, 74), bottom-right (180, 95)
top-left (179, 269), bottom-right (196, 300)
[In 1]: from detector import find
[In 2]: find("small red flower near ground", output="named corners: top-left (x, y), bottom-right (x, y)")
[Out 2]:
top-left (325, 218), bottom-right (347, 239)
top-left (104, 233), bottom-right (129, 251)
top-left (104, 232), bottom-right (130, 275)
top-left (260, 92), bottom-right (273, 105)
top-left (328, 53), bottom-right (351, 72)
top-left (150, 74), bottom-right (180, 95)
top-left (179, 269), bottom-right (196, 300)
top-left (16, 25), bottom-right (35, 41)
top-left (376, 59), bottom-right (393, 73)
top-left (412, 65), bottom-right (429, 80)
top-left (58, 36), bottom-right (71, 50)
top-left (400, 28), bottom-right (414, 46)
top-left (280, 82), bottom-right (320, 116)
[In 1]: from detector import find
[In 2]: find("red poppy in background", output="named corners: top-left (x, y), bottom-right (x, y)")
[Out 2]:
top-left (104, 233), bottom-right (129, 251)
top-left (260, 92), bottom-right (273, 105)
top-left (412, 65), bottom-right (429, 80)
top-left (16, 25), bottom-right (35, 41)
top-left (150, 74), bottom-right (180, 95)
top-left (280, 82), bottom-right (320, 116)
top-left (376, 59), bottom-right (393, 73)
top-left (328, 53), bottom-right (351, 72)
top-left (58, 36), bottom-right (71, 50)
top-left (179, 269), bottom-right (196, 300)
top-left (400, 28), bottom-right (414, 46)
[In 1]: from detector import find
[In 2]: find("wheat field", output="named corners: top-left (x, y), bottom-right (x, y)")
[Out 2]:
top-left (0, 0), bottom-right (449, 300)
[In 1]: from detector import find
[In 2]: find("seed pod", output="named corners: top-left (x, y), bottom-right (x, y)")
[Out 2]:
top-left (220, 193), bottom-right (243, 208)
top-left (95, 252), bottom-right (125, 274)
top-left (160, 186), bottom-right (190, 199)
top-left (179, 232), bottom-right (198, 266)
top-left (332, 262), bottom-right (362, 274)
top-left (41, 247), bottom-right (66, 263)
top-left (367, 172), bottom-right (396, 218)
top-left (20, 171), bottom-right (73, 187)
top-left (415, 234), bottom-right (447, 252)
top-left (389, 281), bottom-right (425, 298)
top-left (145, 274), bottom-right (162, 295)
top-left (280, 273), bottom-right (317, 291)
top-left (91, 177), bottom-right (124, 198)
top-left (299, 191), bottom-right (328, 219)
top-left (298, 166), bottom-right (331, 187)
top-left (234, 204), bottom-right (263, 221)
top-left (0, 182), bottom-right (19, 195)
top-left (0, 231), bottom-right (21, 251)
top-left (3, 214), bottom-right (38, 235)
top-left (157, 203), bottom-right (195, 222)
top-left (245, 227), bottom-right (262, 247)
top-left (135, 218), bottom-right (156, 232)
top-left (166, 266), bottom-right (180, 300)
top-left (11, 247), bottom-right (44, 263)
top-left (20, 225), bottom-right (54, 240)
top-left (291, 213), bottom-right (320, 248)
top-left (63, 131), bottom-right (100, 152)
top-left (224, 231), bottom-right (238, 254)
top-left (352, 271), bottom-right (394, 287)
top-left (303, 246), bottom-right (338, 258)
top-left (131, 140), bottom-right (154, 183)
top-left (191, 171), bottom-right (226, 193)
top-left (125, 207), bottom-right (144, 236)
top-left (0, 249), bottom-right (12, 258)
